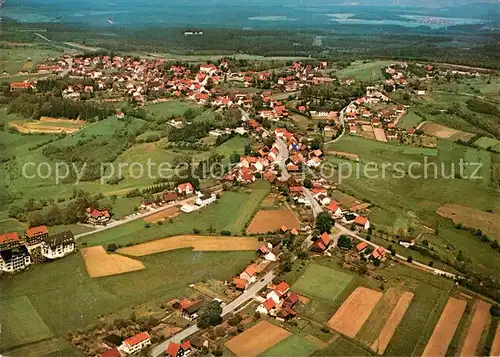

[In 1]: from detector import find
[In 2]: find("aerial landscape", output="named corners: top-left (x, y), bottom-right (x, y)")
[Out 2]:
top-left (0, 0), bottom-right (499, 356)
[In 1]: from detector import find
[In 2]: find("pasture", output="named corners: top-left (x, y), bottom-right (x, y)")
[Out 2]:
top-left (145, 100), bottom-right (200, 117)
top-left (398, 111), bottom-right (424, 130)
top-left (292, 264), bottom-right (353, 302)
top-left (335, 60), bottom-right (394, 82)
top-left (259, 334), bottom-right (317, 357)
top-left (0, 249), bottom-right (254, 356)
top-left (474, 137), bottom-right (500, 152)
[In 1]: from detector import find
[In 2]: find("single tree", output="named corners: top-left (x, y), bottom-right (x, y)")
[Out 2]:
top-left (197, 301), bottom-right (223, 328)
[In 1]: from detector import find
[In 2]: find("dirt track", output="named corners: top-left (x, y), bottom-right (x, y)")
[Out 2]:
top-left (422, 297), bottom-right (467, 357)
top-left (328, 287), bottom-right (383, 338)
top-left (246, 207), bottom-right (300, 234)
top-left (81, 246), bottom-right (145, 278)
top-left (119, 235), bottom-right (260, 256)
top-left (225, 320), bottom-right (290, 357)
top-left (371, 292), bottom-right (414, 354)
top-left (459, 300), bottom-right (491, 357)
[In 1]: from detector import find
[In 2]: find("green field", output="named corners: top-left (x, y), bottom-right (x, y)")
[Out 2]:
top-left (335, 60), bottom-right (394, 82)
top-left (315, 336), bottom-right (374, 356)
top-left (474, 137), bottom-right (500, 152)
top-left (145, 100), bottom-right (200, 118)
top-left (0, 296), bottom-right (53, 350)
top-left (398, 111), bottom-right (424, 130)
top-left (80, 181), bottom-right (270, 247)
top-left (0, 46), bottom-right (64, 74)
top-left (292, 263), bottom-right (353, 302)
top-left (0, 249), bottom-right (254, 356)
top-left (259, 334), bottom-right (317, 357)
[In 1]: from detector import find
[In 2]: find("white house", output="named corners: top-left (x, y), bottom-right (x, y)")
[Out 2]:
top-left (307, 156), bottom-right (321, 168)
top-left (256, 298), bottom-right (277, 316)
top-left (41, 231), bottom-right (75, 260)
top-left (195, 192), bottom-right (217, 207)
top-left (326, 202), bottom-right (343, 218)
top-left (0, 247), bottom-right (31, 273)
top-left (177, 182), bottom-right (194, 195)
top-left (266, 281), bottom-right (290, 304)
top-left (120, 332), bottom-right (151, 355)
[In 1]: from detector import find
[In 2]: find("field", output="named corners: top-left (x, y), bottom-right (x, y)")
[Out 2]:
top-left (259, 334), bottom-right (317, 357)
top-left (474, 137), bottom-right (500, 152)
top-left (144, 206), bottom-right (181, 223)
top-left (327, 151), bottom-right (360, 161)
top-left (0, 46), bottom-right (64, 75)
top-left (79, 181), bottom-right (270, 247)
top-left (145, 99), bottom-right (200, 117)
top-left (291, 263), bottom-right (353, 303)
top-left (81, 246), bottom-right (145, 277)
top-left (419, 122), bottom-right (475, 142)
top-left (459, 300), bottom-right (491, 357)
top-left (421, 297), bottom-right (467, 357)
top-left (9, 117), bottom-right (85, 134)
top-left (491, 323), bottom-right (500, 357)
top-left (335, 60), bottom-right (394, 82)
top-left (373, 128), bottom-right (388, 142)
top-left (246, 207), bottom-right (301, 234)
top-left (437, 204), bottom-right (500, 240)
top-left (0, 296), bottom-right (53, 351)
top-left (119, 235), bottom-right (260, 256)
top-left (224, 321), bottom-right (291, 357)
top-left (315, 336), bottom-right (374, 356)
top-left (0, 249), bottom-right (254, 356)
top-left (370, 292), bottom-right (414, 355)
top-left (328, 287), bottom-right (383, 338)
top-left (398, 111), bottom-right (424, 130)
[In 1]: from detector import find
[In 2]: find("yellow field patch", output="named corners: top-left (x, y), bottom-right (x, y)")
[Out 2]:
top-left (81, 246), bottom-right (145, 278)
top-left (437, 204), bottom-right (500, 240)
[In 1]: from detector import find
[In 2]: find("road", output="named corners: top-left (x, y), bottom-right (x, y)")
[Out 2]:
top-left (74, 190), bottom-right (221, 240)
top-left (302, 187), bottom-right (324, 218)
top-left (276, 138), bottom-right (290, 181)
top-left (325, 103), bottom-right (348, 145)
top-left (334, 223), bottom-right (457, 279)
top-left (150, 271), bottom-right (275, 356)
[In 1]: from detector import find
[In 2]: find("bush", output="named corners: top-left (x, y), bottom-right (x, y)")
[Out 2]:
top-left (407, 256), bottom-right (413, 263)
top-left (106, 243), bottom-right (118, 252)
top-left (193, 228), bottom-right (201, 234)
top-left (144, 223), bottom-right (151, 228)
top-left (220, 230), bottom-right (231, 236)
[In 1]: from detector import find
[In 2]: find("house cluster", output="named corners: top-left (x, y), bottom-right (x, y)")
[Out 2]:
top-left (343, 87), bottom-right (406, 141)
top-left (355, 241), bottom-right (387, 262)
top-left (256, 281), bottom-right (299, 320)
top-left (174, 182), bottom-right (218, 213)
top-left (97, 331), bottom-right (152, 357)
top-left (0, 226), bottom-right (75, 273)
top-left (384, 63), bottom-right (408, 88)
top-left (257, 91), bottom-right (289, 121)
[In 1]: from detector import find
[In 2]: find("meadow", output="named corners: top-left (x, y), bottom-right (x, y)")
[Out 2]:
top-left (0, 45), bottom-right (64, 75)
top-left (80, 181), bottom-right (270, 247)
top-left (259, 334), bottom-right (317, 357)
top-left (397, 111), bottom-right (424, 130)
top-left (0, 249), bottom-right (254, 355)
top-left (334, 60), bottom-right (394, 82)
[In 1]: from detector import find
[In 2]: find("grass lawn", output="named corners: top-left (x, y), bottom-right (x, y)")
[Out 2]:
top-left (145, 100), bottom-right (200, 118)
top-left (0, 249), bottom-right (254, 355)
top-left (80, 181), bottom-right (270, 247)
top-left (292, 263), bottom-right (353, 302)
top-left (0, 296), bottom-right (53, 350)
top-left (335, 60), bottom-right (394, 82)
top-left (314, 336), bottom-right (374, 356)
top-left (259, 334), bottom-right (316, 357)
top-left (398, 111), bottom-right (424, 130)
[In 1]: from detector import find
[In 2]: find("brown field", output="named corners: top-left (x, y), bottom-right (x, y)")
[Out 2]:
top-left (422, 297), bottom-right (467, 357)
top-left (371, 292), bottom-right (414, 355)
top-left (327, 151), bottom-right (360, 161)
top-left (437, 204), bottom-right (500, 240)
top-left (373, 128), bottom-right (388, 142)
top-left (144, 207), bottom-right (181, 223)
top-left (246, 207), bottom-right (300, 234)
top-left (224, 320), bottom-right (291, 357)
top-left (459, 300), bottom-right (491, 357)
top-left (9, 117), bottom-right (85, 134)
top-left (328, 287), bottom-right (383, 338)
top-left (420, 122), bottom-right (474, 142)
top-left (81, 246), bottom-right (145, 278)
top-left (119, 235), bottom-right (260, 256)
top-left (491, 323), bottom-right (500, 357)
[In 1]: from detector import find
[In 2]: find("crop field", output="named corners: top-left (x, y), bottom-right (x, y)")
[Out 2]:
top-left (143, 206), bottom-right (181, 223)
top-left (0, 296), bottom-right (53, 351)
top-left (9, 117), bottom-right (85, 134)
top-left (421, 297), bottom-right (467, 357)
top-left (491, 323), bottom-right (500, 357)
top-left (420, 122), bottom-right (475, 142)
top-left (225, 321), bottom-right (291, 357)
top-left (119, 235), bottom-right (260, 256)
top-left (246, 207), bottom-right (301, 234)
top-left (328, 287), bottom-right (383, 338)
top-left (335, 60), bottom-right (394, 82)
top-left (81, 246), bottom-right (145, 277)
top-left (315, 336), bottom-right (374, 356)
top-left (80, 182), bottom-right (270, 247)
top-left (292, 263), bottom-right (354, 303)
top-left (0, 249), bottom-right (254, 356)
top-left (459, 300), bottom-right (491, 357)
top-left (398, 111), bottom-right (424, 130)
top-left (259, 334), bottom-right (317, 357)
